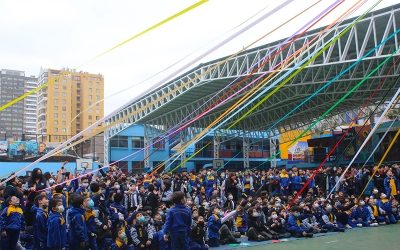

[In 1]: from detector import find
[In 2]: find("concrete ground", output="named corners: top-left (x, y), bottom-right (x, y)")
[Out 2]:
top-left (218, 223), bottom-right (400, 250)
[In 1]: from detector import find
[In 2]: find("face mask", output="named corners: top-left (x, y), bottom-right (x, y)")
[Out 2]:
top-left (333, 168), bottom-right (337, 171)
top-left (198, 221), bottom-right (204, 226)
top-left (37, 173), bottom-right (42, 179)
top-left (143, 217), bottom-right (149, 223)
top-left (88, 200), bottom-right (94, 208)
top-left (58, 205), bottom-right (65, 213)
top-left (119, 232), bottom-right (127, 242)
top-left (320, 198), bottom-right (326, 202)
top-left (276, 199), bottom-right (281, 203)
top-left (253, 212), bottom-right (259, 217)
top-left (115, 184), bottom-right (120, 189)
top-left (313, 203), bottom-right (319, 208)
top-left (147, 211), bottom-right (152, 216)
top-left (270, 175), bottom-right (274, 179)
top-left (271, 214), bottom-right (278, 219)
top-left (101, 189), bottom-right (106, 194)
top-left (82, 183), bottom-right (89, 188)
top-left (159, 211), bottom-right (164, 216)
top-left (327, 205), bottom-right (332, 211)
top-left (207, 172), bottom-right (211, 176)
top-left (359, 201), bottom-right (365, 206)
top-left (119, 214), bottom-right (124, 221)
top-left (294, 213), bottom-right (301, 218)
top-left (382, 194), bottom-right (387, 199)
top-left (49, 179), bottom-right (55, 185)
top-left (228, 195), bottom-right (233, 200)
top-left (373, 189), bottom-right (378, 194)
top-left (220, 212), bottom-right (225, 217)
top-left (138, 216), bottom-right (145, 223)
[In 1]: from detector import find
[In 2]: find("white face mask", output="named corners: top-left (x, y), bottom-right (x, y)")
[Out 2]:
top-left (373, 189), bottom-right (378, 194)
top-left (228, 195), bottom-right (233, 200)
top-left (82, 183), bottom-right (89, 188)
top-left (320, 198), bottom-right (326, 202)
top-left (271, 214), bottom-right (278, 219)
top-left (253, 212), bottom-right (259, 217)
top-left (207, 172), bottom-right (211, 176)
top-left (359, 201), bottom-right (365, 206)
top-left (313, 203), bottom-right (319, 208)
top-left (115, 184), bottom-right (120, 189)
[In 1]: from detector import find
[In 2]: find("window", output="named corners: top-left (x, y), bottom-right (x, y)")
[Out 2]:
top-left (89, 95), bottom-right (92, 99)
top-left (96, 110), bottom-right (100, 113)
top-left (96, 116), bottom-right (99, 120)
top-left (96, 95), bottom-right (100, 100)
top-left (54, 99), bottom-right (58, 104)
top-left (62, 136), bottom-right (66, 140)
top-left (96, 89), bottom-right (100, 93)
top-left (96, 82), bottom-right (100, 86)
top-left (88, 109), bottom-right (92, 113)
top-left (62, 114), bottom-right (66, 118)
top-left (77, 83), bottom-right (81, 88)
top-left (54, 135), bottom-right (58, 140)
top-left (132, 136), bottom-right (144, 148)
top-left (111, 136), bottom-right (128, 148)
top-left (88, 115), bottom-right (92, 120)
top-left (54, 92), bottom-right (59, 96)
top-left (76, 124), bottom-right (80, 129)
top-left (89, 102), bottom-right (92, 106)
top-left (63, 85), bottom-right (66, 90)
top-left (62, 121), bottom-right (66, 125)
top-left (89, 88), bottom-right (92, 92)
top-left (54, 106), bottom-right (58, 111)
top-left (77, 90), bottom-right (81, 95)
top-left (88, 122), bottom-right (92, 126)
top-left (74, 76), bottom-right (81, 81)
top-left (62, 107), bottom-right (66, 111)
top-left (76, 117), bottom-right (80, 122)
top-left (62, 92), bottom-right (67, 97)
top-left (76, 110), bottom-right (80, 114)
top-left (96, 103), bottom-right (99, 106)
top-left (55, 85), bottom-right (59, 89)
top-left (77, 96), bottom-right (80, 101)
top-left (62, 128), bottom-right (66, 132)
top-left (54, 120), bottom-right (58, 125)
top-left (62, 99), bottom-right (66, 104)
top-left (89, 81), bottom-right (92, 85)
top-left (153, 137), bottom-right (165, 149)
top-left (63, 78), bottom-right (67, 83)
top-left (54, 113), bottom-right (58, 118)
top-left (77, 103), bottom-right (81, 108)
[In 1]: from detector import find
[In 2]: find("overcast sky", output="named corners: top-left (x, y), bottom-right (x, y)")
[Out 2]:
top-left (0, 0), bottom-right (398, 116)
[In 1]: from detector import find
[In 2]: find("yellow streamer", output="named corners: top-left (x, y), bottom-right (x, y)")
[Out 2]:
top-left (0, 0), bottom-right (209, 112)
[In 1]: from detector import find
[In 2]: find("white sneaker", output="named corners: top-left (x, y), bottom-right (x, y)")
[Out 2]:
top-left (357, 223), bottom-right (363, 227)
top-left (379, 222), bottom-right (386, 225)
top-left (345, 224), bottom-right (352, 229)
top-left (371, 223), bottom-right (378, 227)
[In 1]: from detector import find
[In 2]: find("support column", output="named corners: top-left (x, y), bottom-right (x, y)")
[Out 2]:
top-left (213, 131), bottom-right (220, 159)
top-left (144, 125), bottom-right (151, 171)
top-left (180, 128), bottom-right (187, 169)
top-left (243, 135), bottom-right (249, 170)
top-left (270, 137), bottom-right (277, 169)
top-left (104, 131), bottom-right (109, 165)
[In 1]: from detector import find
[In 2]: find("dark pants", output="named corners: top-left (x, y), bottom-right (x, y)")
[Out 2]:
top-left (170, 232), bottom-right (188, 250)
top-left (2, 229), bottom-right (20, 250)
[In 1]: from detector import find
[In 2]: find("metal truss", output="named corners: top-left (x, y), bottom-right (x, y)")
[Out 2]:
top-left (104, 4), bottom-right (400, 164)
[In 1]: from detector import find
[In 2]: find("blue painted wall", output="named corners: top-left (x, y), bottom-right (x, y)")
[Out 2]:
top-left (0, 162), bottom-right (100, 177)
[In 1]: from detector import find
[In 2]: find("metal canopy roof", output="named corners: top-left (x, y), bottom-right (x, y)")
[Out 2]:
top-left (104, 4), bottom-right (400, 163)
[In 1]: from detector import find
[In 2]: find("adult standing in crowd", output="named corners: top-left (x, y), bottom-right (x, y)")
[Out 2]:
top-left (23, 168), bottom-right (49, 226)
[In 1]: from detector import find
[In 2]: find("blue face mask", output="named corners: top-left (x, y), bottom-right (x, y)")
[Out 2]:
top-left (159, 211), bottom-right (164, 216)
top-left (138, 216), bottom-right (145, 223)
top-left (295, 213), bottom-right (301, 218)
top-left (88, 200), bottom-right (94, 208)
top-left (49, 179), bottom-right (55, 184)
top-left (100, 189), bottom-right (106, 194)
top-left (120, 232), bottom-right (127, 242)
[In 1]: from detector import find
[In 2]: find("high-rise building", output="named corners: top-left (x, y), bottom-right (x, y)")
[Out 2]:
top-left (37, 68), bottom-right (104, 142)
top-left (0, 69), bottom-right (38, 140)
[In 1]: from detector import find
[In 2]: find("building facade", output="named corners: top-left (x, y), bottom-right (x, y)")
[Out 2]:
top-left (37, 68), bottom-right (104, 142)
top-left (0, 69), bottom-right (38, 141)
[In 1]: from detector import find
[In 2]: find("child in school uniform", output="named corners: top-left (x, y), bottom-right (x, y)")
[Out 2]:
top-left (47, 198), bottom-right (67, 250)
top-left (84, 196), bottom-right (98, 250)
top-left (0, 196), bottom-right (25, 250)
top-left (68, 195), bottom-right (88, 250)
top-left (163, 191), bottom-right (192, 250)
top-left (111, 229), bottom-right (133, 250)
top-left (33, 194), bottom-right (49, 250)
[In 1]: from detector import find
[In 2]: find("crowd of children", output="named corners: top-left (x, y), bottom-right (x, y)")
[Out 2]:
top-left (0, 162), bottom-right (399, 250)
